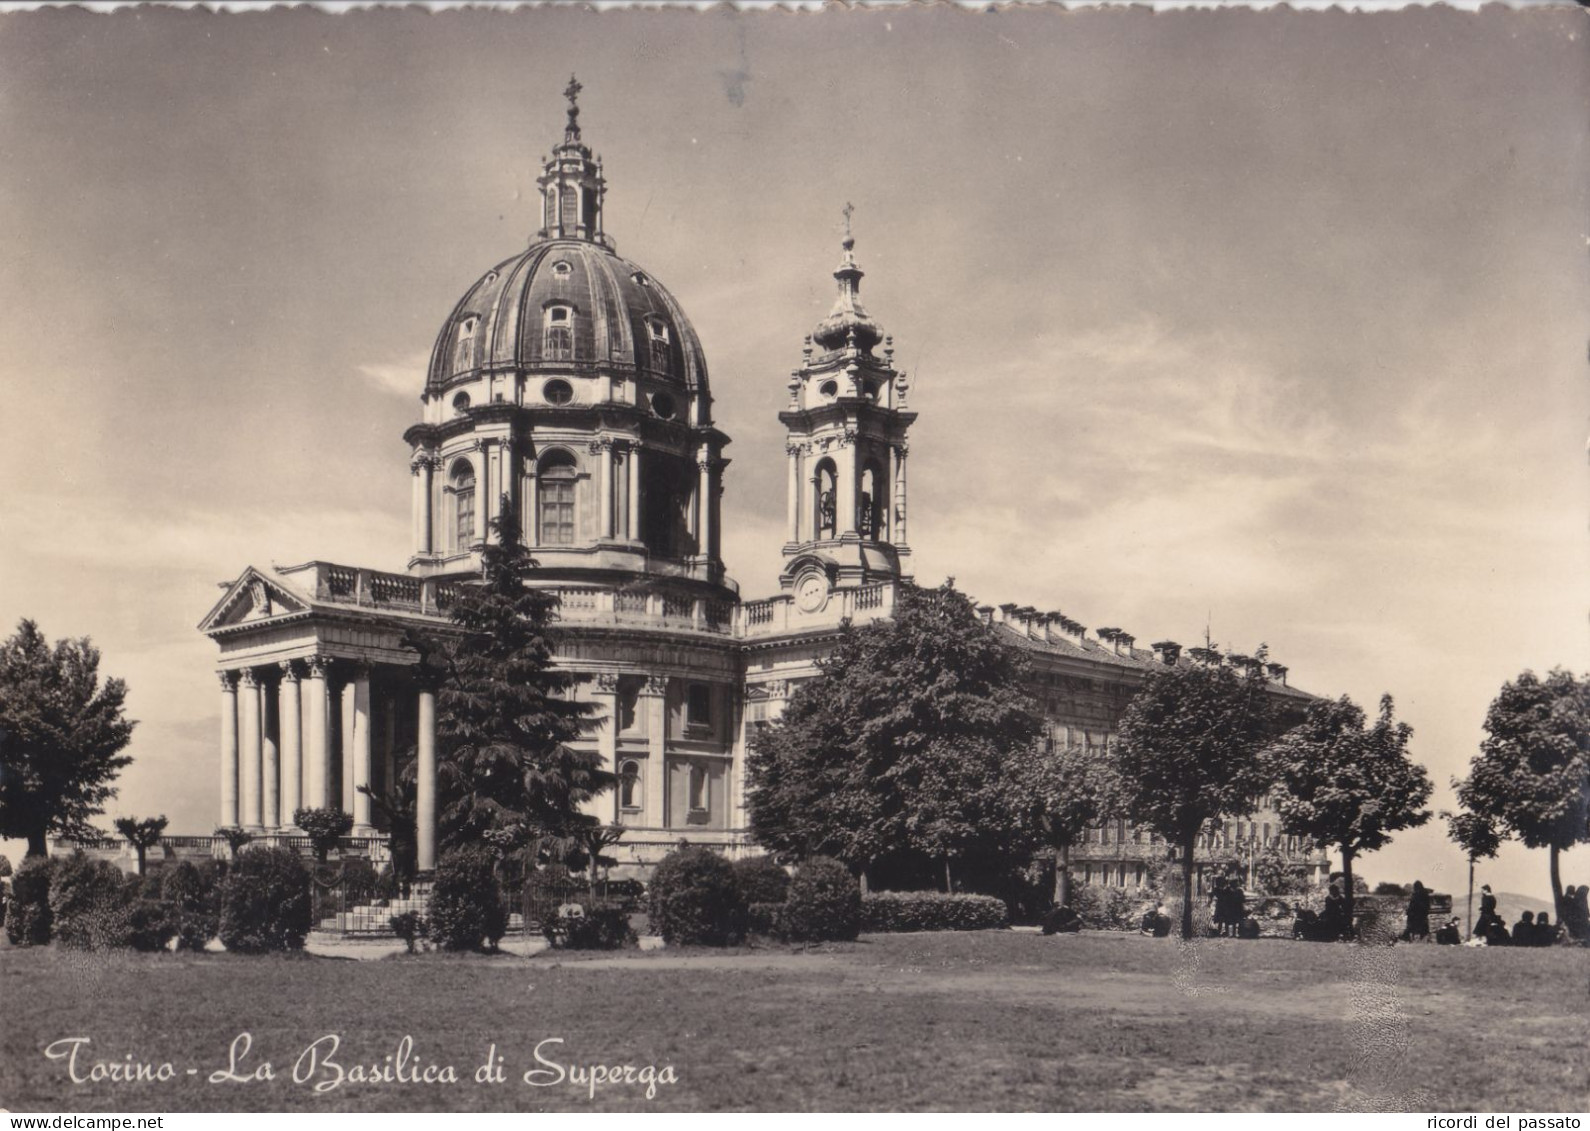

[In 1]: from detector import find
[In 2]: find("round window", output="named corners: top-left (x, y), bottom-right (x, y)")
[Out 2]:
top-left (543, 380), bottom-right (574, 406)
top-left (552, 260), bottom-right (572, 276)
top-left (651, 392), bottom-right (676, 420)
top-left (819, 380), bottom-right (839, 398)
top-left (452, 392), bottom-right (471, 414)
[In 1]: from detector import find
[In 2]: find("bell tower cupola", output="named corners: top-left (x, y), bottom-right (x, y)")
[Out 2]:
top-left (777, 208), bottom-right (915, 593)
top-left (537, 75), bottom-right (609, 247)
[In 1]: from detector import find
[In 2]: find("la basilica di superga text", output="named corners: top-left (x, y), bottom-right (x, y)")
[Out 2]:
top-left (183, 82), bottom-right (1327, 890)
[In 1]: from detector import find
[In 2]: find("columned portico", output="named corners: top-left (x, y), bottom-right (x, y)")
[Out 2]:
top-left (238, 669), bottom-right (263, 831)
top-left (305, 655), bottom-right (332, 809)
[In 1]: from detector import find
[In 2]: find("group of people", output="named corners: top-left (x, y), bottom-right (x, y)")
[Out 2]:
top-left (1468, 883), bottom-right (1590, 947)
top-left (1210, 876), bottom-right (1257, 938)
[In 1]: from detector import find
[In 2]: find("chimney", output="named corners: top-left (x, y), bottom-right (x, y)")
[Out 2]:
top-left (1016, 606), bottom-right (1039, 638)
top-left (1151, 640), bottom-right (1182, 666)
top-left (1188, 646), bottom-right (1221, 666)
top-left (1043, 611), bottom-right (1064, 644)
top-left (1097, 627), bottom-right (1121, 654)
top-left (1115, 631), bottom-right (1136, 657)
top-left (976, 605), bottom-right (994, 626)
top-left (997, 602), bottom-right (1019, 624)
top-left (1266, 661), bottom-right (1289, 686)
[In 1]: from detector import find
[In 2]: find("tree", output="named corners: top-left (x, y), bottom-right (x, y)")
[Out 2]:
top-left (1006, 736), bottom-right (1114, 906)
top-left (214, 826), bottom-right (253, 861)
top-left (1252, 845), bottom-right (1312, 897)
top-left (1108, 654), bottom-right (1275, 939)
top-left (293, 807), bottom-right (353, 864)
top-left (1266, 694), bottom-right (1433, 932)
top-left (1443, 808), bottom-right (1502, 939)
top-left (0, 620), bottom-right (137, 857)
top-left (113, 815), bottom-right (168, 876)
top-left (748, 581), bottom-right (1043, 892)
top-left (1457, 668), bottom-right (1590, 922)
top-left (359, 781), bottom-right (416, 883)
top-left (409, 498), bottom-right (607, 868)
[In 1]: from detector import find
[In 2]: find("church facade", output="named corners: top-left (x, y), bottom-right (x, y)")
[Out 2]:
top-left (193, 85), bottom-right (1329, 894)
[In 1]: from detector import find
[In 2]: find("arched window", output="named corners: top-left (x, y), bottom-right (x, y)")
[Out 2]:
top-left (645, 317), bottom-right (670, 373)
top-left (687, 764), bottom-right (709, 814)
top-left (545, 186), bottom-right (559, 231)
top-left (452, 391), bottom-right (471, 416)
top-left (453, 317), bottom-right (477, 375)
top-left (618, 759), bottom-right (642, 811)
top-left (814, 459), bottom-right (837, 540)
top-left (860, 459), bottom-right (886, 540)
top-left (544, 306), bottom-right (574, 360)
top-left (449, 459), bottom-right (476, 551)
top-left (538, 450), bottom-right (578, 546)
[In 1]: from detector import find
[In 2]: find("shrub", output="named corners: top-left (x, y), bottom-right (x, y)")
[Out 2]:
top-left (127, 897), bottom-right (177, 952)
top-left (428, 848), bottom-right (509, 952)
top-left (647, 847), bottom-right (744, 946)
top-left (731, 855), bottom-right (791, 905)
top-left (1072, 883), bottom-right (1142, 932)
top-left (294, 807), bottom-right (353, 864)
top-left (50, 853), bottom-right (136, 949)
top-left (390, 910), bottom-right (427, 953)
top-left (745, 902), bottom-right (783, 936)
top-left (218, 845), bottom-right (313, 953)
top-left (780, 856), bottom-right (861, 942)
top-left (861, 891), bottom-right (1009, 933)
top-left (163, 861), bottom-right (221, 951)
top-left (5, 856), bottom-right (56, 946)
top-left (544, 902), bottom-right (635, 951)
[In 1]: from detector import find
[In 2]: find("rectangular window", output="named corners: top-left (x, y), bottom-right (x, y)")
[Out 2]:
top-left (687, 683), bottom-right (711, 727)
top-left (688, 765), bottom-right (709, 812)
top-left (544, 326), bottom-right (573, 361)
top-left (540, 480), bottom-right (575, 545)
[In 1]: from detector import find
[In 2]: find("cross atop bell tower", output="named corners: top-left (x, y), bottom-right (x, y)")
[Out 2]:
top-left (536, 74), bottom-right (610, 247)
top-left (776, 216), bottom-right (915, 593)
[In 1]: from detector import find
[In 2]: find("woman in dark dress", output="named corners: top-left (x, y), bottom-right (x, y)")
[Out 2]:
top-left (1475, 884), bottom-right (1501, 937)
top-left (1404, 880), bottom-right (1431, 942)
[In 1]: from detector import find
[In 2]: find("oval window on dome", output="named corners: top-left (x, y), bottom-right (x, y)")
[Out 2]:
top-left (818, 380), bottom-right (839, 398)
top-left (552, 260), bottom-right (572, 277)
top-left (452, 392), bottom-right (471, 415)
top-left (484, 271), bottom-right (499, 285)
top-left (543, 379), bottom-right (574, 406)
top-left (650, 392), bottom-right (676, 420)
top-left (631, 272), bottom-right (651, 288)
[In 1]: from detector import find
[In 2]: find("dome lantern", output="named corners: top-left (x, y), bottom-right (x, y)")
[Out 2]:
top-left (810, 203), bottom-right (884, 355)
top-left (537, 74), bottom-right (609, 247)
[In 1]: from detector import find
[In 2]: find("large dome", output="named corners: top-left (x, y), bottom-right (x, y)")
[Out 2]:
top-left (425, 238), bottom-right (708, 396)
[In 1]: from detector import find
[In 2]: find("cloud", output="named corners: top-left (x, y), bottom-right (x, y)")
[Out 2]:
top-left (356, 351), bottom-right (431, 397)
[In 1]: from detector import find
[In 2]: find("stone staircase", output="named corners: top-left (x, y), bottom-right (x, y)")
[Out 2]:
top-left (311, 882), bottom-right (527, 938)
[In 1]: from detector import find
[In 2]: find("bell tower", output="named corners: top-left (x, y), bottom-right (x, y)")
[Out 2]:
top-left (778, 210), bottom-right (915, 599)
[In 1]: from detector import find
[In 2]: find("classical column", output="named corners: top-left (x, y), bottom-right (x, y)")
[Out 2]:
top-left (472, 446), bottom-right (488, 544)
top-left (642, 675), bottom-right (669, 828)
top-left (238, 669), bottom-right (263, 831)
top-left (261, 676), bottom-right (280, 830)
top-left (499, 439), bottom-right (516, 519)
top-left (524, 464), bottom-right (539, 545)
top-left (416, 683), bottom-right (437, 873)
top-left (304, 655), bottom-right (331, 809)
top-left (382, 696), bottom-right (396, 804)
top-left (412, 455), bottom-right (435, 556)
top-left (279, 662), bottom-right (303, 826)
top-left (837, 434), bottom-right (858, 537)
top-left (218, 672), bottom-right (239, 828)
top-left (785, 442), bottom-right (801, 543)
top-left (626, 445), bottom-right (642, 542)
top-left (894, 443), bottom-right (909, 543)
top-left (340, 673), bottom-right (357, 814)
top-left (592, 439), bottom-right (613, 539)
top-left (696, 449), bottom-right (713, 558)
top-left (350, 666), bottom-right (373, 833)
top-left (594, 675), bottom-right (620, 823)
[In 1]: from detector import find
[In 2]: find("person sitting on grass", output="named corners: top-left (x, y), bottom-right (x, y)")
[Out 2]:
top-left (1238, 916), bottom-right (1260, 940)
top-left (1512, 910), bottom-right (1534, 944)
top-left (1531, 912), bottom-right (1559, 947)
top-left (1435, 917), bottom-right (1462, 945)
top-left (1140, 903), bottom-right (1171, 937)
top-left (1485, 919), bottom-right (1512, 946)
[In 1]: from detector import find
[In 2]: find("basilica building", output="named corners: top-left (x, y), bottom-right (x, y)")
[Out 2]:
top-left (195, 84), bottom-right (1328, 894)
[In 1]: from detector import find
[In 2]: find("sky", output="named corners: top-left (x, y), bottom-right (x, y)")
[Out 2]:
top-left (1, 5), bottom-right (1587, 901)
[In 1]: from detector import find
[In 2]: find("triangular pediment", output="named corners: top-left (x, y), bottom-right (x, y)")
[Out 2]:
top-left (198, 568), bottom-right (311, 633)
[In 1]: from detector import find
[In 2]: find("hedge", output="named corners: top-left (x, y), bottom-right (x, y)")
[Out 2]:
top-left (781, 857), bottom-right (861, 942)
top-left (544, 903), bottom-right (635, 951)
top-left (50, 853), bottom-right (136, 950)
top-left (428, 847), bottom-right (509, 952)
top-left (731, 855), bottom-right (791, 905)
top-left (218, 845), bottom-right (314, 953)
top-left (5, 856), bottom-right (57, 946)
top-left (647, 847), bottom-right (744, 946)
top-left (861, 891), bottom-right (1009, 933)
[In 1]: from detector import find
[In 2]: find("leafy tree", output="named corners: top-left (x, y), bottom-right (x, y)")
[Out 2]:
top-left (1266, 694), bottom-right (1433, 931)
top-left (214, 826), bottom-right (254, 861)
top-left (358, 780), bottom-right (416, 883)
top-left (1108, 654), bottom-right (1275, 939)
top-left (748, 582), bottom-right (1043, 892)
top-left (1443, 807), bottom-right (1503, 939)
top-left (1006, 737), bottom-right (1113, 906)
top-left (113, 815), bottom-right (168, 876)
top-left (293, 806), bottom-right (353, 865)
top-left (1252, 845), bottom-right (1312, 897)
top-left (1457, 668), bottom-right (1590, 922)
top-left (409, 499), bottom-right (607, 868)
top-left (0, 620), bottom-right (137, 857)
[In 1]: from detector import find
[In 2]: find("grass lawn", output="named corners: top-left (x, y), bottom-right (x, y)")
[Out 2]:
top-left (2, 931), bottom-right (1587, 1112)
